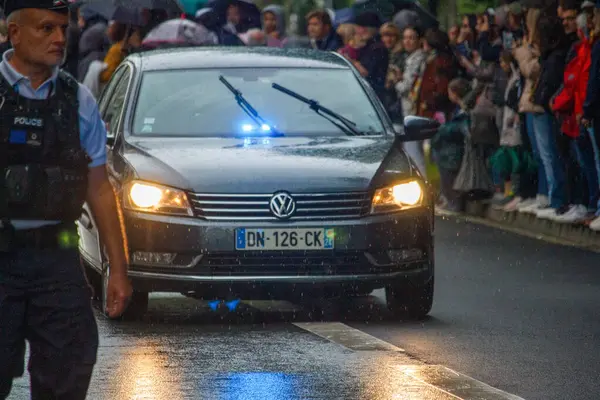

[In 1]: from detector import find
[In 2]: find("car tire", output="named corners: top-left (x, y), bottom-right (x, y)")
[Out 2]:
top-left (385, 278), bottom-right (434, 320)
top-left (101, 262), bottom-right (149, 321)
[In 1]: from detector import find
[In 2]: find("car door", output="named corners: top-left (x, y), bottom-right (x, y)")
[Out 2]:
top-left (78, 66), bottom-right (131, 270)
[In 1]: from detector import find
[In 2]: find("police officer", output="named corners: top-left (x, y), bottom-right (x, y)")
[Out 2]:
top-left (0, 1), bottom-right (132, 399)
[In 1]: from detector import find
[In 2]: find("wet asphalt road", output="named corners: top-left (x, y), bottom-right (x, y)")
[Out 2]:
top-left (7, 217), bottom-right (600, 400)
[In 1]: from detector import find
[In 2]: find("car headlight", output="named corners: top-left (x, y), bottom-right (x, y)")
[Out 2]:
top-left (371, 180), bottom-right (424, 214)
top-left (123, 181), bottom-right (194, 216)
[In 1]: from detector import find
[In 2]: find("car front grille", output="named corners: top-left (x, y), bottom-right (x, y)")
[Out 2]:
top-left (132, 251), bottom-right (394, 277)
top-left (201, 251), bottom-right (391, 276)
top-left (188, 192), bottom-right (372, 221)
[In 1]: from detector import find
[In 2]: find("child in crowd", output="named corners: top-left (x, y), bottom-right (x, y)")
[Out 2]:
top-left (490, 50), bottom-right (536, 211)
top-left (431, 78), bottom-right (471, 211)
top-left (336, 23), bottom-right (366, 61)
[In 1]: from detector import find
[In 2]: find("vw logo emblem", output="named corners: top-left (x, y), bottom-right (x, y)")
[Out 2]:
top-left (269, 192), bottom-right (296, 219)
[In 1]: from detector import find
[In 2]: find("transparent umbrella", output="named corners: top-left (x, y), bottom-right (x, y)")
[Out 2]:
top-left (142, 18), bottom-right (218, 48)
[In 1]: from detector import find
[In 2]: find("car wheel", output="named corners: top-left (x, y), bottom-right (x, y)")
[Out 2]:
top-left (101, 262), bottom-right (149, 321)
top-left (385, 278), bottom-right (434, 320)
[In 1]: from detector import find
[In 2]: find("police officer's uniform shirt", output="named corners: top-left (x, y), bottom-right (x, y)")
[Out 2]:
top-left (0, 49), bottom-right (108, 230)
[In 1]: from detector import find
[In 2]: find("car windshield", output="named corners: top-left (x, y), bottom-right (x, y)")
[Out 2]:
top-left (132, 67), bottom-right (385, 137)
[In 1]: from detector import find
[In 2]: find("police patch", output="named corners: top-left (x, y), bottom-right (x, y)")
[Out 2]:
top-left (13, 117), bottom-right (44, 128)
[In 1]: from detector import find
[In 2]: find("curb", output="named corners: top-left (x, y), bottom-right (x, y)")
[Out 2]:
top-left (435, 202), bottom-right (600, 253)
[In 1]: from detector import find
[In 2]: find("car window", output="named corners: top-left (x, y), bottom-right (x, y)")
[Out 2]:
top-left (103, 67), bottom-right (131, 139)
top-left (98, 66), bottom-right (127, 115)
top-left (132, 68), bottom-right (385, 137)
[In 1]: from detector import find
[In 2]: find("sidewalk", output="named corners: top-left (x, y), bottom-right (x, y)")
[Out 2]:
top-left (436, 201), bottom-right (600, 252)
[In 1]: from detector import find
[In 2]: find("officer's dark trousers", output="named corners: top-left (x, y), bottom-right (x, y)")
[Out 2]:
top-left (0, 247), bottom-right (99, 399)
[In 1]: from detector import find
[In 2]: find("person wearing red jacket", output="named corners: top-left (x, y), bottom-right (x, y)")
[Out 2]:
top-left (551, 13), bottom-right (599, 223)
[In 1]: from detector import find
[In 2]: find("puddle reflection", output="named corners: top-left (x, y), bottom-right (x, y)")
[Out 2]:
top-left (213, 372), bottom-right (301, 399)
top-left (103, 340), bottom-right (184, 400)
top-left (82, 295), bottom-right (448, 400)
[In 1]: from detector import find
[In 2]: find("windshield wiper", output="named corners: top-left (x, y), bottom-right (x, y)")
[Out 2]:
top-left (271, 83), bottom-right (363, 136)
top-left (219, 75), bottom-right (283, 136)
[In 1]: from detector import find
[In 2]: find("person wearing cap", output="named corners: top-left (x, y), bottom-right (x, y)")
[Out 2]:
top-left (0, 1), bottom-right (132, 399)
top-left (348, 11), bottom-right (389, 101)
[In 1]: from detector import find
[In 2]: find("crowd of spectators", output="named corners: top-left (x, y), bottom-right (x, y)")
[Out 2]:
top-left (2, 0), bottom-right (600, 231)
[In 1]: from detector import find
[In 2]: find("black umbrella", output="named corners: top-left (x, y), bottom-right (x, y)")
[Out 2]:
top-left (392, 0), bottom-right (439, 30)
top-left (79, 3), bottom-right (144, 25)
top-left (77, 0), bottom-right (183, 16)
top-left (352, 0), bottom-right (439, 30)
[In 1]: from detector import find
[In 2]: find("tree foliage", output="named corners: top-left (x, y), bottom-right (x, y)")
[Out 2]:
top-left (457, 0), bottom-right (499, 15)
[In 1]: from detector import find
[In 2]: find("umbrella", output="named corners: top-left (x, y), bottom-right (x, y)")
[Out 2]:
top-left (352, 0), bottom-right (396, 20)
top-left (206, 0), bottom-right (261, 32)
top-left (77, 0), bottom-right (183, 15)
top-left (333, 8), bottom-right (355, 26)
top-left (179, 0), bottom-right (208, 15)
top-left (80, 3), bottom-right (144, 25)
top-left (393, 9), bottom-right (422, 31)
top-left (352, 0), bottom-right (439, 30)
top-left (142, 18), bottom-right (218, 48)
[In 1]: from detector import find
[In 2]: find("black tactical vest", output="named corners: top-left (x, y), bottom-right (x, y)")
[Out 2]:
top-left (0, 71), bottom-right (90, 222)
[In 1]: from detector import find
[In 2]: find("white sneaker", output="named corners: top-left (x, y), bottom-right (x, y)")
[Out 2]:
top-left (516, 198), bottom-right (537, 211)
top-left (536, 207), bottom-right (560, 220)
top-left (590, 216), bottom-right (600, 231)
top-left (522, 195), bottom-right (550, 214)
top-left (554, 205), bottom-right (588, 223)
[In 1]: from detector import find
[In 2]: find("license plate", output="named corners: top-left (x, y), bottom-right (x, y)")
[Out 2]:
top-left (235, 228), bottom-right (334, 250)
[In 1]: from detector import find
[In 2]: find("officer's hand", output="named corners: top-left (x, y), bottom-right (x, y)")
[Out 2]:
top-left (105, 271), bottom-right (133, 318)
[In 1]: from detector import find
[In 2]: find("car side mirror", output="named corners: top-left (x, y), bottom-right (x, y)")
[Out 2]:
top-left (397, 116), bottom-right (440, 142)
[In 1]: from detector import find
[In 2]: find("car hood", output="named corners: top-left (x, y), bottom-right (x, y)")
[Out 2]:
top-left (122, 136), bottom-right (415, 193)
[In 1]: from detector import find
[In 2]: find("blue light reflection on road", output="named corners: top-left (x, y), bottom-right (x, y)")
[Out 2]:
top-left (217, 372), bottom-right (301, 400)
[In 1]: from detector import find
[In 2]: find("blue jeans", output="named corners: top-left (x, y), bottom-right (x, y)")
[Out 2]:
top-left (531, 113), bottom-right (567, 209)
top-left (571, 127), bottom-right (600, 210)
top-left (526, 113), bottom-right (549, 198)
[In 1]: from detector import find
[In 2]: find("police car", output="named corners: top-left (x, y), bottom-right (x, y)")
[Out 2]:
top-left (77, 47), bottom-right (439, 320)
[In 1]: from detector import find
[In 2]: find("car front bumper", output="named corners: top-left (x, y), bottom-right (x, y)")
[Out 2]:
top-left (123, 208), bottom-right (434, 293)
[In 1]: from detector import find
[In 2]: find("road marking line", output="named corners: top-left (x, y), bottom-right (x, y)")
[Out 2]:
top-left (295, 322), bottom-right (525, 400)
top-left (293, 322), bottom-right (404, 352)
top-left (399, 365), bottom-right (526, 400)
